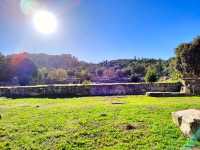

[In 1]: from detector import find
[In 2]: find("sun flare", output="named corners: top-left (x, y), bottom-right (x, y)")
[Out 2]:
top-left (33, 10), bottom-right (58, 34)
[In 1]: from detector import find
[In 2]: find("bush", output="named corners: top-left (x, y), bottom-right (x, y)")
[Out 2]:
top-left (145, 67), bottom-right (158, 82)
top-left (82, 80), bottom-right (92, 85)
top-left (130, 74), bottom-right (141, 82)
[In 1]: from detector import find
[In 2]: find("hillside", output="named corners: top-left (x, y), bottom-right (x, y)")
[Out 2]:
top-left (3, 52), bottom-right (173, 85)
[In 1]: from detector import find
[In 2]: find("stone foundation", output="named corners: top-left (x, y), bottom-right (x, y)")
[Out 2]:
top-left (146, 92), bottom-right (185, 97)
top-left (0, 82), bottom-right (181, 98)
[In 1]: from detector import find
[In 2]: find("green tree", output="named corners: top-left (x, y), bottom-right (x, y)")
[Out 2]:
top-left (131, 64), bottom-right (146, 75)
top-left (175, 36), bottom-right (200, 77)
top-left (0, 53), bottom-right (7, 81)
top-left (76, 69), bottom-right (90, 83)
top-left (168, 58), bottom-right (182, 80)
top-left (145, 67), bottom-right (158, 82)
top-left (155, 59), bottom-right (164, 77)
top-left (37, 67), bottom-right (48, 83)
top-left (7, 53), bottom-right (38, 85)
top-left (96, 68), bottom-right (103, 77)
top-left (47, 68), bottom-right (67, 81)
top-left (130, 74), bottom-right (140, 82)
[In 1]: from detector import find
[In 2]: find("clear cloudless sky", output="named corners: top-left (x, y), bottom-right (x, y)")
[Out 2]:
top-left (1, 0), bottom-right (200, 62)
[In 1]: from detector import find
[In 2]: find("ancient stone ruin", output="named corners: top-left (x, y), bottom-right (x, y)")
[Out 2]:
top-left (0, 82), bottom-right (181, 98)
top-left (181, 78), bottom-right (200, 95)
top-left (147, 78), bottom-right (200, 97)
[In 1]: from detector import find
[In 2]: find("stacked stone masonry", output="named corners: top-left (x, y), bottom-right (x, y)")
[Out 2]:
top-left (0, 83), bottom-right (181, 98)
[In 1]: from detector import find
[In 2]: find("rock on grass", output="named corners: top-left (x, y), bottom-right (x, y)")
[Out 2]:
top-left (125, 124), bottom-right (136, 130)
top-left (111, 101), bottom-right (125, 105)
top-left (172, 109), bottom-right (200, 139)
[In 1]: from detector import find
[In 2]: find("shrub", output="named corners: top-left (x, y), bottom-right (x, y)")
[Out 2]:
top-left (82, 80), bottom-right (92, 85)
top-left (145, 67), bottom-right (158, 82)
top-left (130, 74), bottom-right (141, 82)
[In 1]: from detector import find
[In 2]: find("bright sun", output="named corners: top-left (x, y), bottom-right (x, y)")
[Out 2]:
top-left (33, 10), bottom-right (58, 34)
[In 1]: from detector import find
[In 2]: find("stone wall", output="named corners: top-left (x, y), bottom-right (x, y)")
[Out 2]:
top-left (0, 82), bottom-right (181, 98)
top-left (181, 78), bottom-right (200, 95)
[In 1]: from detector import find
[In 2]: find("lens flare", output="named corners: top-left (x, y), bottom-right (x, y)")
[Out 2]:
top-left (33, 10), bottom-right (58, 34)
top-left (20, 0), bottom-right (39, 15)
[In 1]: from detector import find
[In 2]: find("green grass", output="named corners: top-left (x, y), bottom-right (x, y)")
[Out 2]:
top-left (0, 96), bottom-right (200, 150)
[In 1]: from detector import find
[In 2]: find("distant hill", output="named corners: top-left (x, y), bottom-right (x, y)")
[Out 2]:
top-left (27, 53), bottom-right (81, 69)
top-left (7, 52), bottom-right (169, 70)
top-left (8, 53), bottom-right (83, 69)
top-left (8, 52), bottom-right (168, 70)
top-left (4, 52), bottom-right (173, 85)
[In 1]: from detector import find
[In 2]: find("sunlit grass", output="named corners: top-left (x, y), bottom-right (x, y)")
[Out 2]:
top-left (0, 96), bottom-right (200, 149)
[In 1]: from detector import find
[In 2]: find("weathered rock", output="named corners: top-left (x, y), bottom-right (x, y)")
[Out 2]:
top-left (172, 109), bottom-right (200, 138)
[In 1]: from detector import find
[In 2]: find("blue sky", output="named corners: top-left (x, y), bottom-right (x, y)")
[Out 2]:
top-left (1, 0), bottom-right (200, 62)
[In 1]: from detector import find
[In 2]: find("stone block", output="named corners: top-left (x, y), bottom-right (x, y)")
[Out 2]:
top-left (146, 92), bottom-right (185, 97)
top-left (172, 109), bottom-right (200, 139)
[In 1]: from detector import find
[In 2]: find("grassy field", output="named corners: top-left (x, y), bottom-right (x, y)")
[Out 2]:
top-left (0, 96), bottom-right (200, 150)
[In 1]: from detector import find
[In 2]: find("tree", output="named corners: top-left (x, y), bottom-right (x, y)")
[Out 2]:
top-left (7, 53), bottom-right (38, 85)
top-left (145, 67), bottom-right (158, 82)
top-left (175, 36), bottom-right (200, 77)
top-left (130, 63), bottom-right (146, 75)
top-left (96, 68), bottom-right (103, 77)
top-left (130, 74), bottom-right (141, 82)
top-left (47, 68), bottom-right (67, 81)
top-left (116, 69), bottom-right (124, 78)
top-left (122, 68), bottom-right (132, 77)
top-left (103, 68), bottom-right (115, 78)
top-left (37, 67), bottom-right (48, 83)
top-left (168, 58), bottom-right (181, 80)
top-left (67, 70), bottom-right (75, 77)
top-left (78, 69), bottom-right (90, 82)
top-left (155, 59), bottom-right (164, 77)
top-left (0, 53), bottom-right (7, 81)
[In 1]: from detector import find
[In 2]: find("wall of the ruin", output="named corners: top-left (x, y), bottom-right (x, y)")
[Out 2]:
top-left (0, 82), bottom-right (181, 98)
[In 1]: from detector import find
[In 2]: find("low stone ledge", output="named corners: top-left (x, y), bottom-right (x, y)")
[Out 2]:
top-left (146, 92), bottom-right (185, 97)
